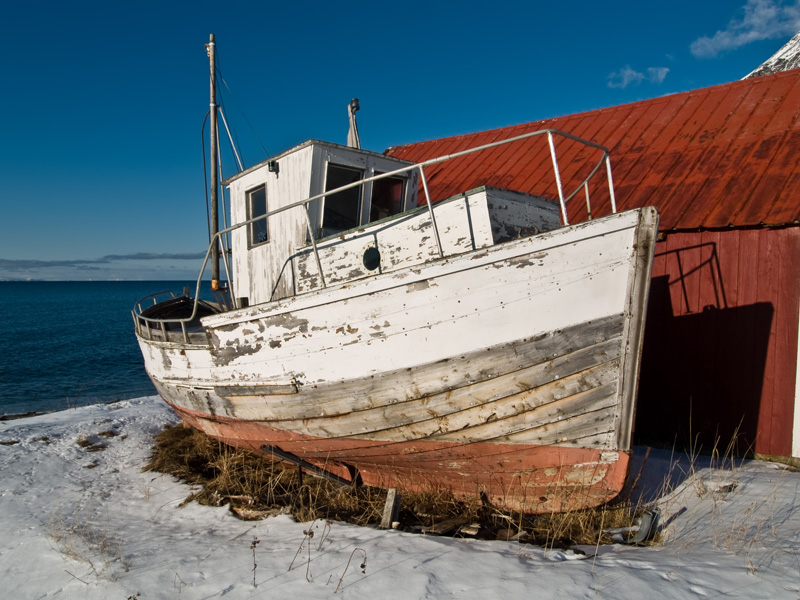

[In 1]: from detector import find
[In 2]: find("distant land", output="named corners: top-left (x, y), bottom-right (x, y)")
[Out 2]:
top-left (0, 253), bottom-right (207, 281)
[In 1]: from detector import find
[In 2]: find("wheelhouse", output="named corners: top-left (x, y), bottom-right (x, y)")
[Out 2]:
top-left (225, 141), bottom-right (419, 306)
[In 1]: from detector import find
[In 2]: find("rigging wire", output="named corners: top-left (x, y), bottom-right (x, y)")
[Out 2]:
top-left (215, 126), bottom-right (231, 236)
top-left (201, 45), bottom-right (269, 251)
top-left (216, 136), bottom-right (235, 298)
top-left (214, 48), bottom-right (271, 161)
top-left (215, 78), bottom-right (246, 168)
top-left (218, 107), bottom-right (245, 172)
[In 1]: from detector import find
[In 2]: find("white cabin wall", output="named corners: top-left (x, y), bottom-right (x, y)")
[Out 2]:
top-left (228, 145), bottom-right (315, 306)
top-left (227, 141), bottom-right (417, 306)
top-left (229, 169), bottom-right (260, 302)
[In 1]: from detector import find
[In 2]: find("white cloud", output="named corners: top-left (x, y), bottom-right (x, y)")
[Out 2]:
top-left (608, 65), bottom-right (644, 89)
top-left (691, 0), bottom-right (800, 58)
top-left (647, 67), bottom-right (670, 84)
top-left (608, 65), bottom-right (670, 89)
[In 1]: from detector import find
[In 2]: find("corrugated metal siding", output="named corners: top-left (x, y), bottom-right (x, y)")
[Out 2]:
top-left (386, 69), bottom-right (800, 230)
top-left (635, 228), bottom-right (800, 457)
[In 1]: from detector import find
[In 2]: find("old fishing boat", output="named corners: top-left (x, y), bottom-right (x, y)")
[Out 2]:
top-left (133, 36), bottom-right (658, 513)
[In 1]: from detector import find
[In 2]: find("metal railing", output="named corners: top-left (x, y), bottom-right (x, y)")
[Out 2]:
top-left (132, 289), bottom-right (196, 344)
top-left (132, 128), bottom-right (616, 334)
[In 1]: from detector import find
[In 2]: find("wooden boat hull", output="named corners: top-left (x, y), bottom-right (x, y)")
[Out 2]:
top-left (166, 400), bottom-right (629, 512)
top-left (137, 207), bottom-right (658, 512)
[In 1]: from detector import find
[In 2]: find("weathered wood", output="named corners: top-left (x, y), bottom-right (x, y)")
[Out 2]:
top-left (214, 383), bottom-right (298, 397)
top-left (353, 361), bottom-right (620, 443)
top-left (216, 324), bottom-right (622, 423)
top-left (219, 314), bottom-right (625, 420)
top-left (615, 206), bottom-right (659, 448)
top-left (486, 190), bottom-right (561, 242)
top-left (290, 189), bottom-right (547, 293)
top-left (421, 517), bottom-right (470, 536)
top-left (379, 488), bottom-right (400, 530)
top-left (164, 402), bottom-right (633, 512)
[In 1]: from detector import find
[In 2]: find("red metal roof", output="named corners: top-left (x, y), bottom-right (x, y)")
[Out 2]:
top-left (385, 69), bottom-right (800, 230)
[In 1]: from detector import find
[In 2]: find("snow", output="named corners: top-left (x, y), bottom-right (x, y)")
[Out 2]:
top-left (1, 397), bottom-right (798, 599)
top-left (744, 31), bottom-right (800, 78)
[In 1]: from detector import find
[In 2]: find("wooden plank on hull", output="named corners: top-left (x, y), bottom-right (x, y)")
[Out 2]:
top-left (219, 314), bottom-right (626, 420)
top-left (615, 207), bottom-right (659, 448)
top-left (503, 406), bottom-right (619, 447)
top-left (435, 381), bottom-right (620, 445)
top-left (215, 382), bottom-right (298, 396)
top-left (229, 334), bottom-right (623, 429)
top-left (347, 359), bottom-right (622, 442)
top-left (235, 361), bottom-right (619, 449)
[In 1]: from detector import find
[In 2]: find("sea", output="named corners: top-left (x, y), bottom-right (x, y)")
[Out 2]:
top-left (0, 281), bottom-right (209, 417)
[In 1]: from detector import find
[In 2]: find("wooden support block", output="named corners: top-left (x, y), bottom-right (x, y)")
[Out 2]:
top-left (380, 488), bottom-right (401, 529)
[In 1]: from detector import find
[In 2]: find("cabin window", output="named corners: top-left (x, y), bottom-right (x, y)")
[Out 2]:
top-left (247, 185), bottom-right (268, 246)
top-left (371, 175), bottom-right (405, 222)
top-left (323, 164), bottom-right (363, 234)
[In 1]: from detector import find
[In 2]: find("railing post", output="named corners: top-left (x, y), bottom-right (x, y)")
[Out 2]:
top-left (584, 183), bottom-right (592, 221)
top-left (303, 204), bottom-right (327, 289)
top-left (419, 168), bottom-right (444, 258)
top-left (220, 243), bottom-right (235, 308)
top-left (547, 131), bottom-right (569, 225)
top-left (605, 154), bottom-right (617, 214)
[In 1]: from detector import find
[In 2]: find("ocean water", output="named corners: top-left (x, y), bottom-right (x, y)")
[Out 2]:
top-left (0, 281), bottom-right (204, 416)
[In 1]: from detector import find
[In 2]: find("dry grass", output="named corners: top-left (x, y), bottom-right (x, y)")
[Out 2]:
top-left (144, 425), bottom-right (386, 525)
top-left (145, 424), bottom-right (651, 549)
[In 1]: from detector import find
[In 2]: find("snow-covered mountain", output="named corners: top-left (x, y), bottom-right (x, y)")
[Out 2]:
top-left (744, 31), bottom-right (800, 78)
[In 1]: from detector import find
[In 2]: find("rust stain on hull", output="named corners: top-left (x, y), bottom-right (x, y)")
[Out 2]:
top-left (171, 400), bottom-right (629, 513)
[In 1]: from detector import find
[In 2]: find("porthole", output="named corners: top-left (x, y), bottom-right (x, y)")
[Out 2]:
top-left (363, 246), bottom-right (381, 271)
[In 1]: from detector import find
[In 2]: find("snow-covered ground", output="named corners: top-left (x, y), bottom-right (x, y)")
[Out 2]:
top-left (1, 397), bottom-right (798, 599)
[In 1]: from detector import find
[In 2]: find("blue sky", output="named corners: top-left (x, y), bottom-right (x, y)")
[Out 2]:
top-left (1, 0), bottom-right (798, 280)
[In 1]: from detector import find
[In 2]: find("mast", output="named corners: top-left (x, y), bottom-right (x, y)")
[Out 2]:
top-left (208, 33), bottom-right (220, 290)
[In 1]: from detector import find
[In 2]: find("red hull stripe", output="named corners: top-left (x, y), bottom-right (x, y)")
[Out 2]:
top-left (168, 401), bottom-right (630, 513)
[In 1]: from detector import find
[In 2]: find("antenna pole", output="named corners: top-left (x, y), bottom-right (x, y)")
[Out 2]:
top-left (208, 33), bottom-right (220, 290)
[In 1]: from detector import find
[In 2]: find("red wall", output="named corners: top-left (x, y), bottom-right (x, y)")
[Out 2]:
top-left (635, 227), bottom-right (800, 458)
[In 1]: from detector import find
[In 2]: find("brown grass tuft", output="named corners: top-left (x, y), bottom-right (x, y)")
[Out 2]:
top-left (144, 425), bottom-right (386, 525)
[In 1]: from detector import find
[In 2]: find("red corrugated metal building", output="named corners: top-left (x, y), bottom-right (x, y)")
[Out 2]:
top-left (385, 69), bottom-right (800, 463)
